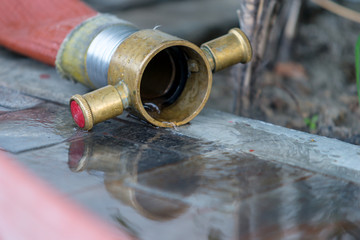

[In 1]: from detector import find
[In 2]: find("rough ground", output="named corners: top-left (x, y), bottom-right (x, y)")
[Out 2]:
top-left (209, 2), bottom-right (360, 145)
top-left (262, 4), bottom-right (360, 145)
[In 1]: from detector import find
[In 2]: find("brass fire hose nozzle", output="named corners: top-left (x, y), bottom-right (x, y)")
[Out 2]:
top-left (57, 15), bottom-right (252, 130)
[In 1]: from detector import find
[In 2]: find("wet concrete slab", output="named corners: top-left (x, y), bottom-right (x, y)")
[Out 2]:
top-left (0, 102), bottom-right (84, 153)
top-left (7, 120), bottom-right (360, 239)
top-left (177, 109), bottom-right (360, 184)
top-left (1, 47), bottom-right (360, 238)
top-left (0, 106), bottom-right (10, 114)
top-left (0, 86), bottom-right (43, 110)
top-left (1, 66), bottom-right (360, 240)
top-left (0, 47), bottom-right (89, 105)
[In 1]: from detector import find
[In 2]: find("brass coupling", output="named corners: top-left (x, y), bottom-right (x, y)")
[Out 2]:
top-left (57, 15), bottom-right (252, 130)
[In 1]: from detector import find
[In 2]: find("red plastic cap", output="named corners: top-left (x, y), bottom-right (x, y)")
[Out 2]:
top-left (70, 101), bottom-right (85, 128)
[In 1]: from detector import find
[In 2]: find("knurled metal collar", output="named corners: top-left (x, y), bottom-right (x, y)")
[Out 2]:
top-left (70, 94), bottom-right (94, 130)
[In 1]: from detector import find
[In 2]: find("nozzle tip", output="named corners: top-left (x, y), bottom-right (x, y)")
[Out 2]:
top-left (70, 100), bottom-right (85, 128)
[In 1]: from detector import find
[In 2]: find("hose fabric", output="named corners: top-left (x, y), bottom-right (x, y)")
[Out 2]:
top-left (0, 0), bottom-right (96, 65)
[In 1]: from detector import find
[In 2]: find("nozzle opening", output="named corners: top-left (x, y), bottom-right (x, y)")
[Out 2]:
top-left (140, 46), bottom-right (211, 125)
top-left (140, 47), bottom-right (188, 108)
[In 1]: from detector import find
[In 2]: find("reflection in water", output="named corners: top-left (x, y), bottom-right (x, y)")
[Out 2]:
top-left (67, 130), bottom-right (360, 239)
top-left (234, 162), bottom-right (360, 240)
top-left (68, 133), bottom-right (202, 221)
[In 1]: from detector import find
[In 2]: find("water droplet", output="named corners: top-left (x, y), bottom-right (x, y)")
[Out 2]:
top-left (144, 102), bottom-right (161, 114)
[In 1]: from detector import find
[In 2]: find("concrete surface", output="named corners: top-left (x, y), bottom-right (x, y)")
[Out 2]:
top-left (1, 1), bottom-right (360, 239)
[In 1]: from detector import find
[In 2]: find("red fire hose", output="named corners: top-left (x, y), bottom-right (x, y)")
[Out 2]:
top-left (0, 0), bottom-right (96, 65)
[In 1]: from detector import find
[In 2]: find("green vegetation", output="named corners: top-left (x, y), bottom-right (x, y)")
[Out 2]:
top-left (304, 115), bottom-right (319, 131)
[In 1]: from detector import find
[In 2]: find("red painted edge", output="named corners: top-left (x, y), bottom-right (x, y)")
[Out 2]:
top-left (0, 152), bottom-right (134, 240)
top-left (71, 100), bottom-right (85, 128)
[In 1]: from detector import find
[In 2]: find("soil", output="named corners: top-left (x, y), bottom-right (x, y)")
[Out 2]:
top-left (208, 2), bottom-right (360, 145)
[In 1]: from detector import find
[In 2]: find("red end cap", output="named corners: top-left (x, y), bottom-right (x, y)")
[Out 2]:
top-left (70, 101), bottom-right (85, 128)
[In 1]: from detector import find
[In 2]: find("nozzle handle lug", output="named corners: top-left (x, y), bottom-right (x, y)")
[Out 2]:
top-left (201, 28), bottom-right (252, 72)
top-left (70, 84), bottom-right (127, 130)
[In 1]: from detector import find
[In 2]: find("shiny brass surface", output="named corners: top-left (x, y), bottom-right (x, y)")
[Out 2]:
top-left (70, 83), bottom-right (128, 130)
top-left (56, 14), bottom-right (136, 88)
top-left (108, 29), bottom-right (212, 128)
top-left (68, 23), bottom-right (252, 130)
top-left (201, 28), bottom-right (253, 72)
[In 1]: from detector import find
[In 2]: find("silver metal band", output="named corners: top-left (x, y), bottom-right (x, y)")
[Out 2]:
top-left (86, 25), bottom-right (138, 88)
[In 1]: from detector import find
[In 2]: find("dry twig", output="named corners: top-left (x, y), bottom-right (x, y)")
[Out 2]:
top-left (311, 0), bottom-right (360, 23)
top-left (233, 0), bottom-right (282, 115)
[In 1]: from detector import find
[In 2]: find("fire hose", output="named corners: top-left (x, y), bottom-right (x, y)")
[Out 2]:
top-left (0, 0), bottom-right (253, 130)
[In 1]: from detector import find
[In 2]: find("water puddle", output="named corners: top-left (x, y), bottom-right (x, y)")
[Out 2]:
top-left (64, 129), bottom-right (360, 239)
